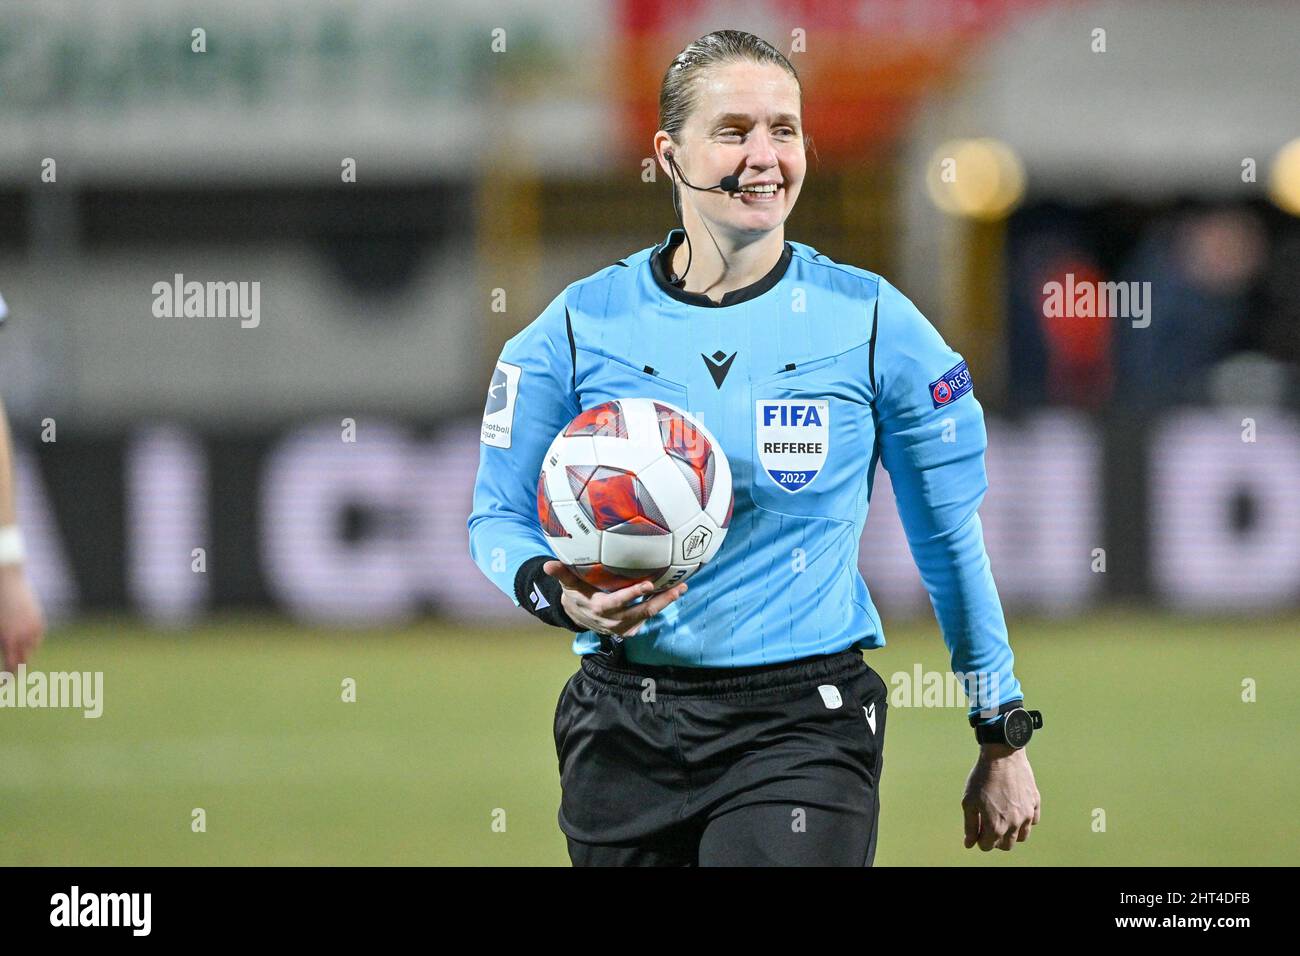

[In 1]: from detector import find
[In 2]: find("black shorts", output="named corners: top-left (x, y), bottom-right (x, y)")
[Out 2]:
top-left (552, 642), bottom-right (889, 866)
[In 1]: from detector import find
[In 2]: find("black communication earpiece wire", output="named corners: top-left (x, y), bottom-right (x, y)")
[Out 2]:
top-left (666, 151), bottom-right (694, 286)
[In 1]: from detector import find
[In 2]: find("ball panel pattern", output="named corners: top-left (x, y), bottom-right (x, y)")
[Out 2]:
top-left (572, 562), bottom-right (669, 592)
top-left (536, 472), bottom-right (570, 538)
top-left (629, 453), bottom-right (703, 532)
top-left (565, 463), bottom-right (597, 501)
top-left (544, 500), bottom-right (601, 565)
top-left (655, 401), bottom-right (715, 509)
top-left (564, 400), bottom-right (627, 439)
top-left (571, 465), bottom-right (670, 533)
top-left (670, 453), bottom-right (716, 510)
top-left (600, 524), bottom-right (673, 569)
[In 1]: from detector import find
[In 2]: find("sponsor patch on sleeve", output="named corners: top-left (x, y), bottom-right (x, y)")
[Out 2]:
top-left (480, 360), bottom-right (521, 448)
top-left (929, 359), bottom-right (973, 408)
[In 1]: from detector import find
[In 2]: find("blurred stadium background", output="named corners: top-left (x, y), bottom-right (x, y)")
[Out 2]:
top-left (1, 0), bottom-right (1297, 866)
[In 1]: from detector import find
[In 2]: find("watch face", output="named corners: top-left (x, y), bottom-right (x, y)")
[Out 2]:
top-left (1005, 709), bottom-right (1033, 747)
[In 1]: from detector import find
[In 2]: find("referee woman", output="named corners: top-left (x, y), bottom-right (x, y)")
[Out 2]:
top-left (468, 29), bottom-right (1041, 866)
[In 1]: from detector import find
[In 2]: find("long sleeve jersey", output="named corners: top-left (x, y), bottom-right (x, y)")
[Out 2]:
top-left (468, 228), bottom-right (1022, 721)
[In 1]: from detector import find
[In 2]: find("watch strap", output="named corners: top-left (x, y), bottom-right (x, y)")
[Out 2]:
top-left (968, 698), bottom-right (1026, 728)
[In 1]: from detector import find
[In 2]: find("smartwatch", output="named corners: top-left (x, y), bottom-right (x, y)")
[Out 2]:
top-left (974, 707), bottom-right (1043, 748)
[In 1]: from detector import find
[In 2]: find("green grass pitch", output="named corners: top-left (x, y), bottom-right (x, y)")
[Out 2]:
top-left (1, 611), bottom-right (1295, 865)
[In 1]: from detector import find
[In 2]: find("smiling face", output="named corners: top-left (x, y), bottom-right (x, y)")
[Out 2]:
top-left (657, 59), bottom-right (807, 241)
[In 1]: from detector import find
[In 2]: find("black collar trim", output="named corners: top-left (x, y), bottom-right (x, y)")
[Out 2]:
top-left (650, 228), bottom-right (793, 308)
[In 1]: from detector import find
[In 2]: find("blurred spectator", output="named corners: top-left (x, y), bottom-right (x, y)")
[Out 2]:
top-left (1007, 211), bottom-right (1115, 410)
top-left (1036, 256), bottom-right (1113, 409)
top-left (1111, 207), bottom-right (1267, 409)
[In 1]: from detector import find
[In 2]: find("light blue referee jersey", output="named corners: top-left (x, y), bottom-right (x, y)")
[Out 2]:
top-left (468, 227), bottom-right (1022, 719)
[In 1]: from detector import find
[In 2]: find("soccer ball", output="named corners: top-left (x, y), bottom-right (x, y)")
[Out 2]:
top-left (536, 398), bottom-right (733, 592)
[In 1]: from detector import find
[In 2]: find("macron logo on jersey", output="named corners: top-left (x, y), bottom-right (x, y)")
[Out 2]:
top-left (929, 359), bottom-right (973, 408)
top-left (701, 350), bottom-right (737, 388)
top-left (529, 582), bottom-right (549, 610)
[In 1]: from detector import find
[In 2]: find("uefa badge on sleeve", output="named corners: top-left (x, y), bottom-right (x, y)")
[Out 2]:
top-left (929, 360), bottom-right (973, 409)
top-left (755, 399), bottom-right (829, 492)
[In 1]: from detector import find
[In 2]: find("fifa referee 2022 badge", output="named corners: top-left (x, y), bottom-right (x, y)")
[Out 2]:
top-left (467, 29), bottom-right (1041, 866)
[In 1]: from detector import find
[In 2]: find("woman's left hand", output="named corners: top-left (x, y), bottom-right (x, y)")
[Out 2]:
top-left (961, 746), bottom-right (1041, 851)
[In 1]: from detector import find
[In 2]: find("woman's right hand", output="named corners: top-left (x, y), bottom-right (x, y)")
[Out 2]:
top-left (542, 560), bottom-right (687, 637)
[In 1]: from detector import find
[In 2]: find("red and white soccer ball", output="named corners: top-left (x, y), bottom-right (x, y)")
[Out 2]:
top-left (536, 398), bottom-right (733, 592)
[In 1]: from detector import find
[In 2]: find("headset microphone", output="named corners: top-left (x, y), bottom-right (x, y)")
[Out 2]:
top-left (663, 151), bottom-right (744, 286)
top-left (666, 151), bottom-right (741, 195)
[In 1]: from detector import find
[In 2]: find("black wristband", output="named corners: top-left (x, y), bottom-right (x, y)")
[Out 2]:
top-left (968, 698), bottom-right (1025, 728)
top-left (514, 555), bottom-right (586, 632)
